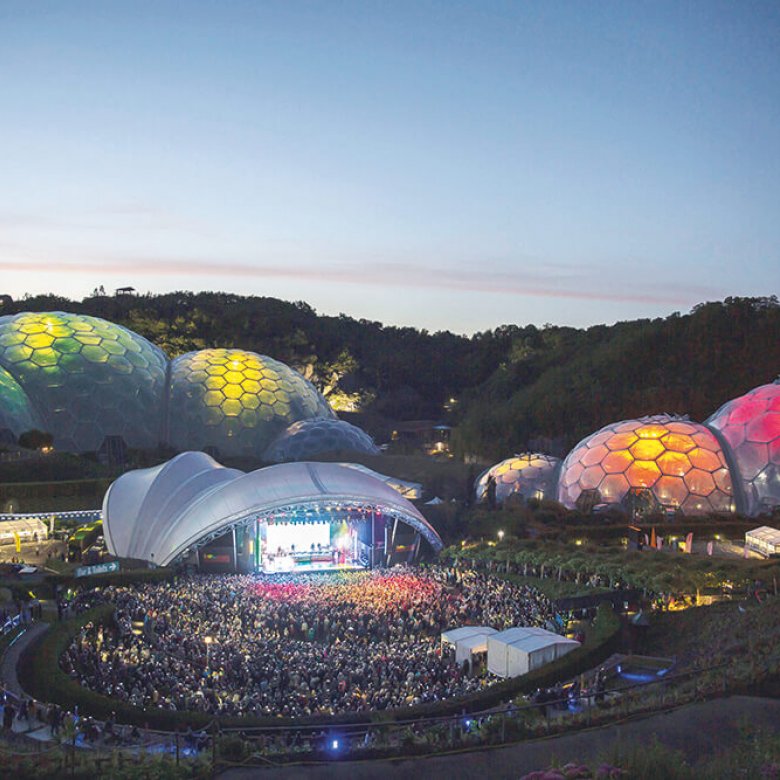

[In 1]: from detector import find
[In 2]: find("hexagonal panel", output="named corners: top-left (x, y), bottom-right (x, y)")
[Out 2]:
top-left (656, 450), bottom-right (692, 477)
top-left (166, 348), bottom-right (335, 457)
top-left (0, 312), bottom-right (168, 451)
top-left (630, 438), bottom-right (665, 461)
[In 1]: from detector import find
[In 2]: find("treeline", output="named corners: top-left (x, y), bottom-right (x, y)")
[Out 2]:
top-left (4, 291), bottom-right (507, 422)
top-left (453, 296), bottom-right (780, 458)
top-left (3, 293), bottom-right (778, 458)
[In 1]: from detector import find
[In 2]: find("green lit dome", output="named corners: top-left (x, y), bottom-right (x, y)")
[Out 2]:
top-left (0, 364), bottom-right (41, 439)
top-left (0, 312), bottom-right (168, 452)
top-left (166, 349), bottom-right (335, 457)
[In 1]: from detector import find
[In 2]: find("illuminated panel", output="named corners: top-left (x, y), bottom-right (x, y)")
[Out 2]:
top-left (475, 453), bottom-right (561, 505)
top-left (167, 348), bottom-right (335, 457)
top-left (557, 415), bottom-right (734, 515)
top-left (0, 365), bottom-right (40, 438)
top-left (0, 312), bottom-right (168, 451)
top-left (706, 380), bottom-right (780, 515)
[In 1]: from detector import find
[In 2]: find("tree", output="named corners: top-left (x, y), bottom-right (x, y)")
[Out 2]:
top-left (18, 429), bottom-right (54, 451)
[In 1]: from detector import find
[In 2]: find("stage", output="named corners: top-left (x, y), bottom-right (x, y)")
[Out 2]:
top-left (259, 517), bottom-right (367, 573)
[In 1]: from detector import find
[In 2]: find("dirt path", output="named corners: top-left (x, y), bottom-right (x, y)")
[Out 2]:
top-left (219, 695), bottom-right (780, 779)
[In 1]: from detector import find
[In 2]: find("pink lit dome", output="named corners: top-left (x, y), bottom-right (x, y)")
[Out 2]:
top-left (706, 379), bottom-right (780, 516)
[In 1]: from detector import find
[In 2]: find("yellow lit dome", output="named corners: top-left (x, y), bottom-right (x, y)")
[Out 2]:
top-left (166, 349), bottom-right (335, 457)
top-left (0, 312), bottom-right (168, 451)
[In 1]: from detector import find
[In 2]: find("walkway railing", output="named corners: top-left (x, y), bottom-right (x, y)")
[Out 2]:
top-left (0, 653), bottom-right (733, 771)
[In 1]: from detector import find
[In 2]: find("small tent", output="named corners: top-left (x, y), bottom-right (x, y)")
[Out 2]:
top-left (441, 626), bottom-right (498, 664)
top-left (745, 526), bottom-right (780, 558)
top-left (487, 626), bottom-right (580, 678)
top-left (0, 517), bottom-right (48, 545)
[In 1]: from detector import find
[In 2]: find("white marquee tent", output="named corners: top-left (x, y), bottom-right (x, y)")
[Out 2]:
top-left (441, 626), bottom-right (498, 664)
top-left (745, 526), bottom-right (780, 558)
top-left (0, 517), bottom-right (48, 546)
top-left (487, 626), bottom-right (580, 678)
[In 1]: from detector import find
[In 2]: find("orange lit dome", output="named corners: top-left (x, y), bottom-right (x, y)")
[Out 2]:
top-left (475, 454), bottom-right (561, 505)
top-left (557, 415), bottom-right (734, 515)
top-left (705, 379), bottom-right (780, 516)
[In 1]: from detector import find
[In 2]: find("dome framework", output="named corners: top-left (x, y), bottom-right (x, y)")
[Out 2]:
top-left (166, 349), bottom-right (335, 458)
top-left (0, 312), bottom-right (168, 452)
top-left (557, 415), bottom-right (734, 516)
top-left (475, 454), bottom-right (561, 505)
top-left (706, 380), bottom-right (780, 515)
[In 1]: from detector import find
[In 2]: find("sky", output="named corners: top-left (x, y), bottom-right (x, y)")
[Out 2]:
top-left (1, 1), bottom-right (778, 334)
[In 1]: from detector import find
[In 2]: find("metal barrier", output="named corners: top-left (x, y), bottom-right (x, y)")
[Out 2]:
top-left (1, 615), bottom-right (21, 636)
top-left (0, 656), bottom-right (731, 769)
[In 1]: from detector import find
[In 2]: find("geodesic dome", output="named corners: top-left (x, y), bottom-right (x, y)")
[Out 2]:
top-left (475, 454), bottom-right (561, 505)
top-left (557, 415), bottom-right (734, 516)
top-left (263, 418), bottom-right (379, 462)
top-left (706, 380), bottom-right (780, 516)
top-left (0, 365), bottom-right (40, 439)
top-left (0, 312), bottom-right (168, 451)
top-left (166, 349), bottom-right (335, 457)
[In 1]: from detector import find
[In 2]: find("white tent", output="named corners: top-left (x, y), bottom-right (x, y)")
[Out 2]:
top-left (487, 626), bottom-right (580, 678)
top-left (441, 626), bottom-right (498, 664)
top-left (0, 517), bottom-right (48, 545)
top-left (745, 526), bottom-right (780, 558)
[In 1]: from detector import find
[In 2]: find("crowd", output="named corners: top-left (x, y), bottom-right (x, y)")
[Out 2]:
top-left (61, 566), bottom-right (558, 718)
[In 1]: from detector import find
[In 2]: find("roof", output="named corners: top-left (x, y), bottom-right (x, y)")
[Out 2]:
top-left (339, 463), bottom-right (423, 499)
top-left (103, 452), bottom-right (443, 566)
top-left (488, 626), bottom-right (579, 653)
top-left (746, 526), bottom-right (780, 543)
top-left (441, 626), bottom-right (498, 644)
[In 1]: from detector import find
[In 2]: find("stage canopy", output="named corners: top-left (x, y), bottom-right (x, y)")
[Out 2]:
top-left (487, 627), bottom-right (580, 678)
top-left (339, 463), bottom-right (423, 500)
top-left (441, 626), bottom-right (498, 663)
top-left (103, 452), bottom-right (443, 566)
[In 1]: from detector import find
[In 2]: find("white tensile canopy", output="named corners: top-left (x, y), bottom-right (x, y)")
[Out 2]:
top-left (103, 452), bottom-right (443, 566)
top-left (0, 517), bottom-right (48, 545)
top-left (339, 464), bottom-right (423, 500)
top-left (487, 627), bottom-right (580, 678)
top-left (441, 626), bottom-right (498, 663)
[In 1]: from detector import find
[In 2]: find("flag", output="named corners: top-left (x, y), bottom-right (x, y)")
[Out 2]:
top-left (650, 527), bottom-right (657, 549)
top-left (657, 536), bottom-right (663, 550)
top-left (707, 541), bottom-right (714, 556)
top-left (685, 533), bottom-right (694, 554)
top-left (644, 533), bottom-right (650, 547)
top-left (13, 531), bottom-right (21, 553)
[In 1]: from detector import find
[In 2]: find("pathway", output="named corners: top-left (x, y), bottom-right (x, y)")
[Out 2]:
top-left (219, 695), bottom-right (780, 779)
top-left (0, 621), bottom-right (48, 697)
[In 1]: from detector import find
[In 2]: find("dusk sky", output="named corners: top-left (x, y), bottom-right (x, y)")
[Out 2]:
top-left (1, 1), bottom-right (778, 334)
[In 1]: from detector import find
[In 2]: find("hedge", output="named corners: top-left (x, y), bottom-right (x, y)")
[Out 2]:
top-left (17, 601), bottom-right (620, 732)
